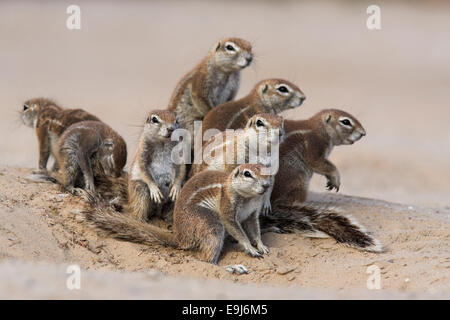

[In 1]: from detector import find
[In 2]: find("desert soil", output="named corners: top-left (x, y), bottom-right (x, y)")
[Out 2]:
top-left (0, 0), bottom-right (449, 299)
top-left (0, 167), bottom-right (448, 299)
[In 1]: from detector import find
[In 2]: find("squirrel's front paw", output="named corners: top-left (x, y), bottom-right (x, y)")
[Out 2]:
top-left (326, 174), bottom-right (340, 192)
top-left (169, 183), bottom-right (181, 202)
top-left (148, 185), bottom-right (164, 203)
top-left (261, 200), bottom-right (272, 216)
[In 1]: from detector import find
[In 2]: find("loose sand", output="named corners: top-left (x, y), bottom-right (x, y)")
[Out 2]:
top-left (0, 167), bottom-right (448, 298)
top-left (0, 0), bottom-right (449, 299)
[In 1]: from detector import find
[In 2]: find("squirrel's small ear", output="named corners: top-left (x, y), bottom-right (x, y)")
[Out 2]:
top-left (234, 168), bottom-right (240, 178)
top-left (262, 84), bottom-right (268, 94)
top-left (325, 115), bottom-right (332, 123)
top-left (215, 42), bottom-right (221, 51)
top-left (247, 119), bottom-right (253, 128)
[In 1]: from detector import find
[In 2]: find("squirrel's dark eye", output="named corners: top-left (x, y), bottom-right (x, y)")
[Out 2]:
top-left (340, 119), bottom-right (351, 126)
top-left (23, 105), bottom-right (28, 111)
top-left (226, 45), bottom-right (235, 51)
top-left (104, 141), bottom-right (114, 148)
top-left (243, 170), bottom-right (252, 178)
top-left (256, 119), bottom-right (264, 127)
top-left (151, 116), bottom-right (159, 124)
top-left (277, 86), bottom-right (288, 93)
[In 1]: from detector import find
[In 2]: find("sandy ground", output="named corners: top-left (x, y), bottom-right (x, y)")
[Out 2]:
top-left (0, 0), bottom-right (449, 299)
top-left (0, 167), bottom-right (448, 299)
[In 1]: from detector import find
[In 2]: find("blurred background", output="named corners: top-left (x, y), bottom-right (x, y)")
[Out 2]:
top-left (1, 0), bottom-right (449, 208)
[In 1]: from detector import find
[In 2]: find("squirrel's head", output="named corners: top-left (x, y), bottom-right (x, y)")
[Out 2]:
top-left (212, 37), bottom-right (253, 73)
top-left (319, 109), bottom-right (366, 145)
top-left (255, 79), bottom-right (306, 113)
top-left (245, 113), bottom-right (285, 145)
top-left (21, 98), bottom-right (55, 127)
top-left (230, 164), bottom-right (273, 198)
top-left (144, 110), bottom-right (178, 141)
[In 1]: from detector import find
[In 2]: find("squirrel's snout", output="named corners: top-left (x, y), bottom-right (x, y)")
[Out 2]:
top-left (261, 182), bottom-right (271, 191)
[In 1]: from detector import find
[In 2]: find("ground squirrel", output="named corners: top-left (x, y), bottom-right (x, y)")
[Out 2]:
top-left (84, 164), bottom-right (272, 264)
top-left (191, 113), bottom-right (284, 175)
top-left (261, 203), bottom-right (383, 252)
top-left (260, 109), bottom-right (382, 252)
top-left (128, 110), bottom-right (186, 221)
top-left (167, 37), bottom-right (253, 138)
top-left (271, 109), bottom-right (366, 206)
top-left (191, 113), bottom-right (284, 214)
top-left (20, 97), bottom-right (100, 172)
top-left (201, 78), bottom-right (305, 134)
top-left (54, 120), bottom-right (127, 194)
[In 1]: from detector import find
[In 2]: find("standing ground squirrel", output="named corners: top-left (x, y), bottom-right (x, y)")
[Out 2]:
top-left (271, 109), bottom-right (366, 206)
top-left (167, 37), bottom-right (253, 137)
top-left (191, 113), bottom-right (284, 175)
top-left (128, 110), bottom-right (186, 221)
top-left (84, 164), bottom-right (272, 264)
top-left (20, 98), bottom-right (100, 172)
top-left (201, 78), bottom-right (305, 133)
top-left (54, 120), bottom-right (127, 194)
top-left (260, 109), bottom-right (383, 252)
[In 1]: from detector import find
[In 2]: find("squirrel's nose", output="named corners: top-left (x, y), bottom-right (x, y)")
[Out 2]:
top-left (261, 182), bottom-right (270, 190)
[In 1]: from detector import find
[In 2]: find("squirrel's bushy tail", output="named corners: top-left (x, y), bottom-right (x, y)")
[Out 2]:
top-left (262, 203), bottom-right (384, 253)
top-left (28, 166), bottom-right (129, 209)
top-left (26, 172), bottom-right (59, 184)
top-left (93, 172), bottom-right (128, 210)
top-left (81, 192), bottom-right (177, 248)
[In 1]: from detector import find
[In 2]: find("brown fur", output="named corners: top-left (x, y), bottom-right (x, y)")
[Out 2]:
top-left (21, 98), bottom-right (101, 172)
top-left (191, 113), bottom-right (283, 215)
top-left (167, 37), bottom-right (253, 138)
top-left (201, 78), bottom-right (305, 134)
top-left (260, 203), bottom-right (383, 252)
top-left (128, 110), bottom-right (186, 222)
top-left (191, 113), bottom-right (283, 176)
top-left (93, 173), bottom-right (129, 211)
top-left (53, 120), bottom-right (127, 195)
top-left (257, 109), bottom-right (382, 252)
top-left (84, 164), bottom-right (272, 264)
top-left (271, 109), bottom-right (366, 206)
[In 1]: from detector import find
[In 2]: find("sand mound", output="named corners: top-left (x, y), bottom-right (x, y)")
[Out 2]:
top-left (0, 166), bottom-right (448, 299)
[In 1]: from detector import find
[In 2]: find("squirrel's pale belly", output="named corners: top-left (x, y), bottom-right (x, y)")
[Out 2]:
top-left (237, 196), bottom-right (264, 223)
top-left (209, 73), bottom-right (239, 107)
top-left (149, 149), bottom-right (175, 196)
